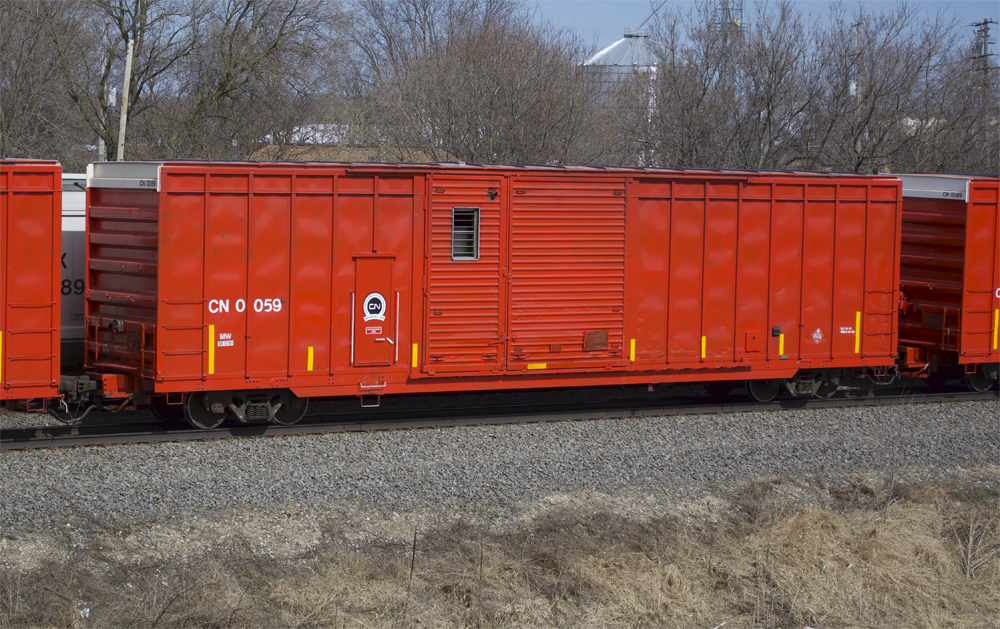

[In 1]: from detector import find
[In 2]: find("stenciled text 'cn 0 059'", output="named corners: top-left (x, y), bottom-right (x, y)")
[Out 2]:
top-left (78, 161), bottom-right (910, 429)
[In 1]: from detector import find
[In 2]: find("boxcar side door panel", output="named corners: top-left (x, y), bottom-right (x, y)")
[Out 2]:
top-left (424, 176), bottom-right (505, 374)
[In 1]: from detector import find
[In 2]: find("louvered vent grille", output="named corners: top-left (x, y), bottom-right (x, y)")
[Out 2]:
top-left (452, 207), bottom-right (480, 260)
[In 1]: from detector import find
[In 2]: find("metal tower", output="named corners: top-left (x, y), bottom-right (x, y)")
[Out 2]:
top-left (712, 0), bottom-right (746, 33)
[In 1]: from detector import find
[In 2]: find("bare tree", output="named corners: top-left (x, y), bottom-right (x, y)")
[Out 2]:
top-left (629, 3), bottom-right (740, 168)
top-left (150, 0), bottom-right (347, 159)
top-left (48, 0), bottom-right (200, 161)
top-left (0, 0), bottom-right (90, 166)
top-left (804, 2), bottom-right (962, 173)
top-left (348, 0), bottom-right (609, 165)
top-left (728, 0), bottom-right (817, 169)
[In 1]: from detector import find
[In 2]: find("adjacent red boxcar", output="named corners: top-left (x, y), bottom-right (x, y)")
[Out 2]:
top-left (0, 159), bottom-right (62, 402)
top-left (85, 162), bottom-right (902, 426)
top-left (897, 174), bottom-right (1000, 390)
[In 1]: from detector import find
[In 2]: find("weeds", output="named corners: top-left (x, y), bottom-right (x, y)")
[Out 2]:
top-left (1, 478), bottom-right (998, 628)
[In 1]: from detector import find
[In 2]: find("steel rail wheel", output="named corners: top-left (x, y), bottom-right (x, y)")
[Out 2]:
top-left (746, 379), bottom-right (780, 403)
top-left (813, 383), bottom-right (839, 399)
top-left (965, 369), bottom-right (997, 393)
top-left (185, 392), bottom-right (227, 429)
top-left (703, 381), bottom-right (735, 398)
top-left (150, 396), bottom-right (185, 423)
top-left (273, 394), bottom-right (309, 426)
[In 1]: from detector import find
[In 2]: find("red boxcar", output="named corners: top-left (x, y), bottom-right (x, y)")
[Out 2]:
top-left (85, 162), bottom-right (902, 426)
top-left (898, 174), bottom-right (1000, 391)
top-left (0, 159), bottom-right (62, 403)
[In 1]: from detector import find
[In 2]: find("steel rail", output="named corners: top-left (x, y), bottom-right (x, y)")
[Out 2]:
top-left (2, 389), bottom-right (996, 451)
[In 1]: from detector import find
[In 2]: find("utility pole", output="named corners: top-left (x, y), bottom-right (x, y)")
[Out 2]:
top-left (853, 20), bottom-right (863, 170)
top-left (969, 18), bottom-right (998, 71)
top-left (116, 39), bottom-right (134, 162)
top-left (98, 20), bottom-right (110, 162)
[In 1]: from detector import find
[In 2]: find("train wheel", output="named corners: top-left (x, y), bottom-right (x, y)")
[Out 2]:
top-left (746, 379), bottom-right (780, 403)
top-left (703, 381), bottom-right (734, 398)
top-left (273, 394), bottom-right (308, 426)
top-left (965, 368), bottom-right (997, 393)
top-left (150, 396), bottom-right (185, 423)
top-left (184, 392), bottom-right (227, 429)
top-left (814, 383), bottom-right (839, 399)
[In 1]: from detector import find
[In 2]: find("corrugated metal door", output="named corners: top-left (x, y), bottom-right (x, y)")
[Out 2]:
top-left (507, 177), bottom-right (626, 370)
top-left (424, 176), bottom-right (504, 373)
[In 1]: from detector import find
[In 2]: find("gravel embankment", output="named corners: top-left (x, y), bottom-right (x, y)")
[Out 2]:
top-left (2, 398), bottom-right (997, 541)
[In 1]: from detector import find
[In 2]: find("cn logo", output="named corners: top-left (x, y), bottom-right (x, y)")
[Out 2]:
top-left (363, 292), bottom-right (387, 321)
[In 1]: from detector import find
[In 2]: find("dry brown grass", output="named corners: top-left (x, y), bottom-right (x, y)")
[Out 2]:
top-left (2, 479), bottom-right (997, 628)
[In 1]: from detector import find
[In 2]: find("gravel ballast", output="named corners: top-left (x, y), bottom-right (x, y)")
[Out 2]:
top-left (2, 398), bottom-right (997, 544)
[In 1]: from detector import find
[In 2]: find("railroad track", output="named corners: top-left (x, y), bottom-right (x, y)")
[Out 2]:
top-left (3, 388), bottom-right (995, 451)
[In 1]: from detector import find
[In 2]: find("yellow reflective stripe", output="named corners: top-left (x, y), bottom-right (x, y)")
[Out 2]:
top-left (630, 339), bottom-right (635, 362)
top-left (307, 346), bottom-right (314, 371)
top-left (993, 308), bottom-right (999, 350)
top-left (527, 363), bottom-right (547, 370)
top-left (701, 336), bottom-right (706, 359)
top-left (412, 343), bottom-right (418, 368)
top-left (208, 324), bottom-right (215, 375)
top-left (779, 333), bottom-right (785, 356)
top-left (855, 311), bottom-right (861, 354)
top-left (0, 331), bottom-right (3, 382)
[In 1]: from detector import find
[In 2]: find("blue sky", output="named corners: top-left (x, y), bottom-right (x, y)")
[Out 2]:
top-left (534, 1), bottom-right (1000, 51)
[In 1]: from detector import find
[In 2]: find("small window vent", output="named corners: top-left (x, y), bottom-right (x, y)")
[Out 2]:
top-left (452, 207), bottom-right (480, 260)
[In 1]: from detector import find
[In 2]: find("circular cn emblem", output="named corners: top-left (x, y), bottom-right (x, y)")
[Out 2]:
top-left (362, 292), bottom-right (387, 321)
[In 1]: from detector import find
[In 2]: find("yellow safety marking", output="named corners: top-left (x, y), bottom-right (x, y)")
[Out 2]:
top-left (630, 339), bottom-right (636, 362)
top-left (412, 343), bottom-right (419, 368)
top-left (779, 333), bottom-right (785, 356)
top-left (701, 336), bottom-right (706, 359)
top-left (0, 331), bottom-right (3, 382)
top-left (208, 324), bottom-right (215, 375)
top-left (993, 309), bottom-right (998, 350)
top-left (855, 311), bottom-right (861, 354)
top-left (527, 363), bottom-right (547, 370)
top-left (307, 346), bottom-right (314, 371)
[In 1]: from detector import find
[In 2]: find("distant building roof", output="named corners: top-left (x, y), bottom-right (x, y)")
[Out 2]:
top-left (584, 28), bottom-right (658, 69)
top-left (249, 145), bottom-right (458, 163)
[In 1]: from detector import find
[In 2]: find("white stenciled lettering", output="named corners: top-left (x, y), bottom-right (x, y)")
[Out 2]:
top-left (253, 298), bottom-right (282, 313)
top-left (208, 299), bottom-right (230, 314)
top-left (211, 297), bottom-right (282, 314)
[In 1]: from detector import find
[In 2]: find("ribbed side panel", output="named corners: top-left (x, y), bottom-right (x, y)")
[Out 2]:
top-left (508, 178), bottom-right (626, 368)
top-left (898, 197), bottom-right (965, 351)
top-left (425, 178), bottom-right (503, 372)
top-left (0, 161), bottom-right (61, 399)
top-left (86, 189), bottom-right (159, 377)
top-left (962, 180), bottom-right (1000, 358)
